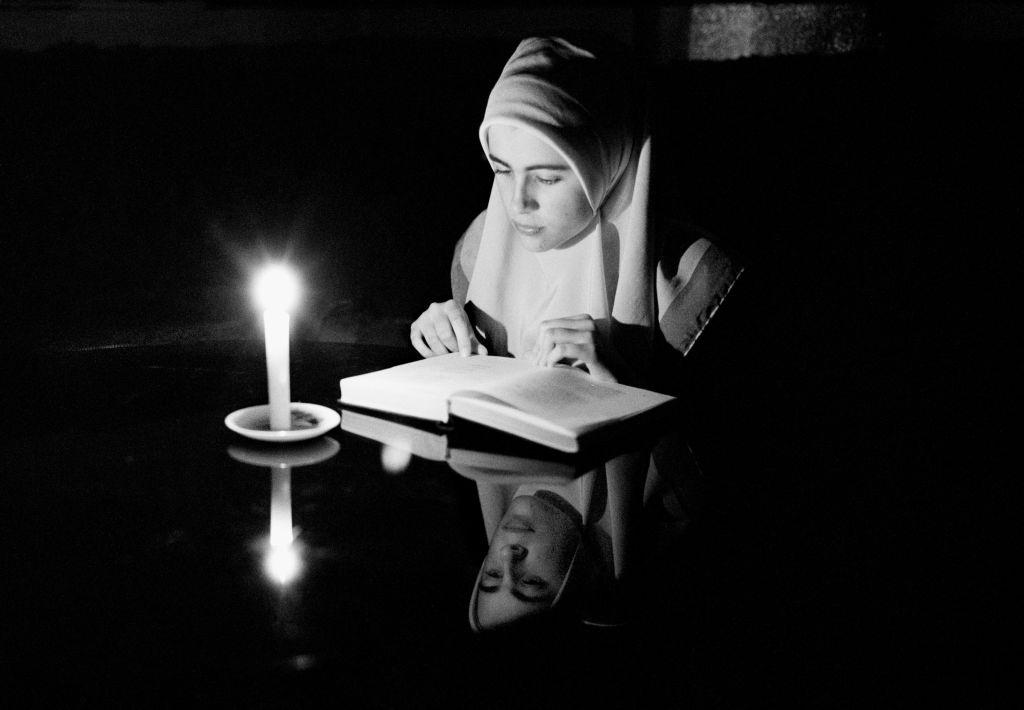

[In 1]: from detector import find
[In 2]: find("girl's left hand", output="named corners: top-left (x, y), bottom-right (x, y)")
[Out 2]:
top-left (530, 314), bottom-right (617, 383)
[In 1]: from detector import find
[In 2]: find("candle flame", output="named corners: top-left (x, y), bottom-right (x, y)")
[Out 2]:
top-left (254, 264), bottom-right (300, 312)
top-left (264, 544), bottom-right (302, 585)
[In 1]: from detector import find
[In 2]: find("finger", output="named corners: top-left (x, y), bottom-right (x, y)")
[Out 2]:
top-left (539, 315), bottom-right (595, 331)
top-left (410, 324), bottom-right (434, 359)
top-left (470, 335), bottom-right (489, 356)
top-left (420, 321), bottom-right (452, 356)
top-left (541, 327), bottom-right (595, 346)
top-left (431, 313), bottom-right (461, 353)
top-left (444, 302), bottom-right (473, 356)
top-left (542, 343), bottom-right (565, 367)
top-left (536, 322), bottom-right (593, 354)
top-left (532, 331), bottom-right (557, 364)
top-left (533, 329), bottom-right (585, 368)
top-left (544, 342), bottom-right (594, 368)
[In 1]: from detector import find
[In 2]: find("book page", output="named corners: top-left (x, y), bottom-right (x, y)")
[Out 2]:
top-left (339, 354), bottom-right (533, 421)
top-left (450, 365), bottom-right (675, 443)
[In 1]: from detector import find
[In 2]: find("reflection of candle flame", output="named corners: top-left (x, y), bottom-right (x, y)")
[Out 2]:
top-left (381, 443), bottom-right (413, 474)
top-left (264, 545), bottom-right (301, 585)
top-left (264, 465), bottom-right (302, 585)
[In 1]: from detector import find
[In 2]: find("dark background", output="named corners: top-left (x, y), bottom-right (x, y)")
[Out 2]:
top-left (1, 2), bottom-right (1015, 705)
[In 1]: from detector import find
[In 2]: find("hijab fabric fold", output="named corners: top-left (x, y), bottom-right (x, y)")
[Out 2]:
top-left (465, 37), bottom-right (656, 381)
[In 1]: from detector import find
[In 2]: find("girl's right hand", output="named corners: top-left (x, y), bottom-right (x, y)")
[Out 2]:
top-left (410, 300), bottom-right (487, 358)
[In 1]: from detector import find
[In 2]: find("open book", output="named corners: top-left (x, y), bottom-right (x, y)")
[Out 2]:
top-left (338, 354), bottom-right (676, 453)
top-left (340, 409), bottom-right (581, 482)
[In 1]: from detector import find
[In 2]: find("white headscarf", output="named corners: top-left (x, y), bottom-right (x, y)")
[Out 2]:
top-left (465, 37), bottom-right (656, 380)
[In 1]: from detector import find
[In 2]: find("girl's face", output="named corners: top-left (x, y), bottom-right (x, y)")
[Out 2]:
top-left (474, 494), bottom-right (580, 629)
top-left (486, 125), bottom-right (595, 252)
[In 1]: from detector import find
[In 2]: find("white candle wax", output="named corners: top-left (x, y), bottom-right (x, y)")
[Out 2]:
top-left (264, 309), bottom-right (291, 431)
top-left (269, 465), bottom-right (294, 548)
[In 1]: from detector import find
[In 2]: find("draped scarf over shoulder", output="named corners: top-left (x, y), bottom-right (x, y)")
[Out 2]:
top-left (465, 37), bottom-right (656, 383)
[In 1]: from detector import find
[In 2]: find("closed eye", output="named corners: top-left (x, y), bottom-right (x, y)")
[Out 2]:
top-left (532, 170), bottom-right (565, 184)
top-left (479, 570), bottom-right (501, 593)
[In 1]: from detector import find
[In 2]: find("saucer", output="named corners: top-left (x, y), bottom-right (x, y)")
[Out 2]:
top-left (227, 436), bottom-right (341, 467)
top-left (225, 403), bottom-right (341, 443)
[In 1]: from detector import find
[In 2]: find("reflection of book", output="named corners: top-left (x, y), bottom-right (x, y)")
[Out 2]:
top-left (338, 354), bottom-right (676, 453)
top-left (340, 409), bottom-right (580, 483)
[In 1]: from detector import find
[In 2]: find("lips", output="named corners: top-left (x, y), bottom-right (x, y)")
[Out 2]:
top-left (513, 221), bottom-right (542, 236)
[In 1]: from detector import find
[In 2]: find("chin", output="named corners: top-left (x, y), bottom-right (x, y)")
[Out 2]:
top-left (517, 234), bottom-right (549, 252)
top-left (517, 233), bottom-right (572, 253)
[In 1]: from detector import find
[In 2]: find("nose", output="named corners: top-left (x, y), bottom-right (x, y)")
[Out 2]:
top-left (499, 544), bottom-right (526, 563)
top-left (511, 177), bottom-right (537, 214)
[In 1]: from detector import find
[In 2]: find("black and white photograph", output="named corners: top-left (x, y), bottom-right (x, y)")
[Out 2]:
top-left (2, 2), bottom-right (1012, 707)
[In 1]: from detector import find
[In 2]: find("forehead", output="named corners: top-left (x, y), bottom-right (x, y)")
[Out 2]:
top-left (486, 124), bottom-right (566, 167)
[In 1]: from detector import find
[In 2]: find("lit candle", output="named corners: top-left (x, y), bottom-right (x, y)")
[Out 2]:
top-left (253, 264), bottom-right (300, 431)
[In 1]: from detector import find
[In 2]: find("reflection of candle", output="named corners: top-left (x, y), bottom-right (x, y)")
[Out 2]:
top-left (265, 464), bottom-right (301, 585)
top-left (253, 264), bottom-right (300, 431)
top-left (269, 465), bottom-right (294, 548)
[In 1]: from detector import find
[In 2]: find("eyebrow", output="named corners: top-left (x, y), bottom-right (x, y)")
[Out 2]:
top-left (488, 154), bottom-right (570, 172)
top-left (477, 580), bottom-right (554, 604)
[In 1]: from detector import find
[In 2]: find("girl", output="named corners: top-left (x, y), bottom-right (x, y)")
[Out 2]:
top-left (409, 36), bottom-right (742, 631)
top-left (410, 36), bottom-right (656, 386)
top-left (410, 36), bottom-right (741, 389)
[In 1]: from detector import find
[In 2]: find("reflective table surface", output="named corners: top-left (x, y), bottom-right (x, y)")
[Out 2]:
top-left (7, 340), bottom-right (707, 707)
top-left (5, 337), bottom-right (954, 707)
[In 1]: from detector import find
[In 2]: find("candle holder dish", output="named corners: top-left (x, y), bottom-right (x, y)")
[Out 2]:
top-left (227, 435), bottom-right (341, 468)
top-left (225, 402), bottom-right (341, 443)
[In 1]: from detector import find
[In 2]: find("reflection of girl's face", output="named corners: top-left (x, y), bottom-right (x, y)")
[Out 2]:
top-left (486, 125), bottom-right (595, 252)
top-left (475, 495), bottom-right (581, 629)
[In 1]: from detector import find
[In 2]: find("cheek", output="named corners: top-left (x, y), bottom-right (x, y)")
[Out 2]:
top-left (495, 180), bottom-right (512, 208)
top-left (545, 188), bottom-right (591, 231)
top-left (568, 199), bottom-right (593, 230)
top-left (534, 532), bottom-right (578, 569)
top-left (530, 544), bottom-right (574, 586)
